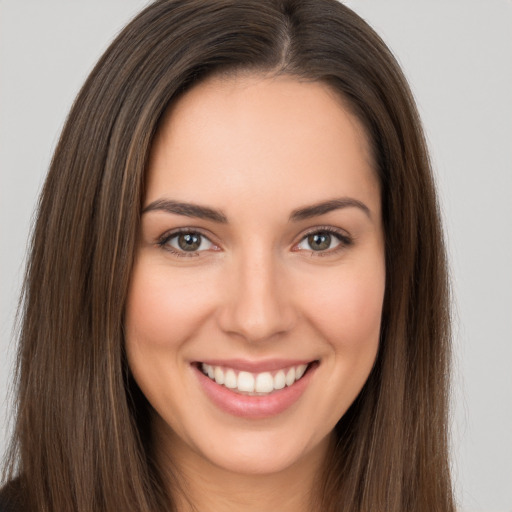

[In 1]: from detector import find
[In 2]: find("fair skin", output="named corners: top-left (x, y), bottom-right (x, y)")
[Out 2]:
top-left (125, 73), bottom-right (385, 512)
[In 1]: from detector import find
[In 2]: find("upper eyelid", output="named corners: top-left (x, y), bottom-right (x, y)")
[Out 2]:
top-left (297, 225), bottom-right (351, 241)
top-left (293, 226), bottom-right (353, 254)
top-left (157, 227), bottom-right (216, 244)
top-left (157, 229), bottom-right (217, 257)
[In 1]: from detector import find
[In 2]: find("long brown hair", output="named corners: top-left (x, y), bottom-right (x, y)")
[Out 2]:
top-left (3, 1), bottom-right (454, 510)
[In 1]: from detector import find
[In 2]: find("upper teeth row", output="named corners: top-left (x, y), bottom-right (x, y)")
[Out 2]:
top-left (201, 363), bottom-right (308, 394)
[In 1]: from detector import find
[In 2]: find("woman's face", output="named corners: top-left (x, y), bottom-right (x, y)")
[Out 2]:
top-left (125, 74), bottom-right (385, 476)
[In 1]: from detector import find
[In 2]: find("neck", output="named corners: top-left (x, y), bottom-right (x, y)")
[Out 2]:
top-left (151, 416), bottom-right (331, 512)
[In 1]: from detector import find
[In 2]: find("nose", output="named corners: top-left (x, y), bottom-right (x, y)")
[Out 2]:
top-left (216, 247), bottom-right (297, 343)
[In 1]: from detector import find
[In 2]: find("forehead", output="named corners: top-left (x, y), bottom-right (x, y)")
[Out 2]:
top-left (145, 74), bottom-right (378, 215)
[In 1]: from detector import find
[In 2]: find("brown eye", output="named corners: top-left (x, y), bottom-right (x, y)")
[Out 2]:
top-left (307, 232), bottom-right (332, 251)
top-left (163, 231), bottom-right (214, 254)
top-left (177, 233), bottom-right (202, 251)
top-left (296, 229), bottom-right (349, 254)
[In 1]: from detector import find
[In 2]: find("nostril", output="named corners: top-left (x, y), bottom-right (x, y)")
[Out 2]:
top-left (216, 300), bottom-right (298, 343)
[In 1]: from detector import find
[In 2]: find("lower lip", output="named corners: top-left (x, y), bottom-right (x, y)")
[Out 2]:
top-left (193, 364), bottom-right (317, 419)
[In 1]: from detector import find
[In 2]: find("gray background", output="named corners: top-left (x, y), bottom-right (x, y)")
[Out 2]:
top-left (1, 1), bottom-right (511, 510)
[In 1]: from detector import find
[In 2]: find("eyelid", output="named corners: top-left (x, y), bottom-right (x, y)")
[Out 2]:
top-left (154, 225), bottom-right (352, 257)
top-left (293, 225), bottom-right (353, 255)
top-left (156, 227), bottom-right (220, 256)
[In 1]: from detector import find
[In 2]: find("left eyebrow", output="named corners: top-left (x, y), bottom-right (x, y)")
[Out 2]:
top-left (142, 199), bottom-right (228, 223)
top-left (289, 198), bottom-right (371, 222)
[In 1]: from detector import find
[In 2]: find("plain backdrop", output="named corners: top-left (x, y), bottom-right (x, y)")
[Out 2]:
top-left (1, 1), bottom-right (511, 511)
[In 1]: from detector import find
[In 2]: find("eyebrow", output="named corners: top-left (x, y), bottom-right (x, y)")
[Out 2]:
top-left (142, 199), bottom-right (228, 223)
top-left (289, 198), bottom-right (371, 221)
top-left (142, 197), bottom-right (371, 223)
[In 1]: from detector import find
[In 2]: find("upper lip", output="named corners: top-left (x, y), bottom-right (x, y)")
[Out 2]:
top-left (193, 358), bottom-right (317, 373)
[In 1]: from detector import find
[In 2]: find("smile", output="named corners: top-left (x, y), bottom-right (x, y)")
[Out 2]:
top-left (200, 363), bottom-right (309, 395)
top-left (193, 360), bottom-right (318, 419)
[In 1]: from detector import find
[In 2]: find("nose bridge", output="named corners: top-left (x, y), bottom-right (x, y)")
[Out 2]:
top-left (218, 242), bottom-right (295, 342)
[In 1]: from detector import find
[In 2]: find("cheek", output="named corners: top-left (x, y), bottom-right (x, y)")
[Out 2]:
top-left (123, 259), bottom-right (219, 422)
top-left (299, 259), bottom-right (385, 353)
top-left (124, 259), bottom-right (214, 349)
top-left (296, 258), bottom-right (385, 422)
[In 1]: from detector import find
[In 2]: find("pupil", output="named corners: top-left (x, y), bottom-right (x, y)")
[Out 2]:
top-left (308, 232), bottom-right (331, 251)
top-left (178, 233), bottom-right (200, 251)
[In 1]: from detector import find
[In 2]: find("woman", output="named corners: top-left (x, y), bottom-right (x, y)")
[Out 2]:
top-left (1, 0), bottom-right (454, 510)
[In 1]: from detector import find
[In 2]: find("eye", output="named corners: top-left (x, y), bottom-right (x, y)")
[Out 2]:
top-left (159, 230), bottom-right (215, 255)
top-left (295, 229), bottom-right (351, 254)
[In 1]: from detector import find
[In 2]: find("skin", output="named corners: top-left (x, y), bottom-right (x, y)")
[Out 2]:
top-left (125, 73), bottom-right (386, 512)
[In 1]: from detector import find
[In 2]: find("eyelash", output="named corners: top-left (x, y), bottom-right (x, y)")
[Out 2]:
top-left (156, 228), bottom-right (216, 258)
top-left (296, 226), bottom-right (353, 257)
top-left (156, 226), bottom-right (353, 258)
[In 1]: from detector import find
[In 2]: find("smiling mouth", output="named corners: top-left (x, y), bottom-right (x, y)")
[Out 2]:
top-left (197, 362), bottom-right (317, 396)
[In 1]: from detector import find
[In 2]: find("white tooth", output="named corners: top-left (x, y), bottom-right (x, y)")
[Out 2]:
top-left (224, 369), bottom-right (237, 389)
top-left (237, 371), bottom-right (255, 392)
top-left (214, 366), bottom-right (225, 385)
top-left (204, 364), bottom-right (214, 379)
top-left (295, 364), bottom-right (307, 380)
top-left (255, 372), bottom-right (274, 393)
top-left (274, 370), bottom-right (286, 390)
top-left (285, 367), bottom-right (296, 386)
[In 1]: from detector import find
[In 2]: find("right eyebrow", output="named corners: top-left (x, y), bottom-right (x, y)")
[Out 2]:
top-left (142, 199), bottom-right (228, 223)
top-left (289, 197), bottom-right (371, 222)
